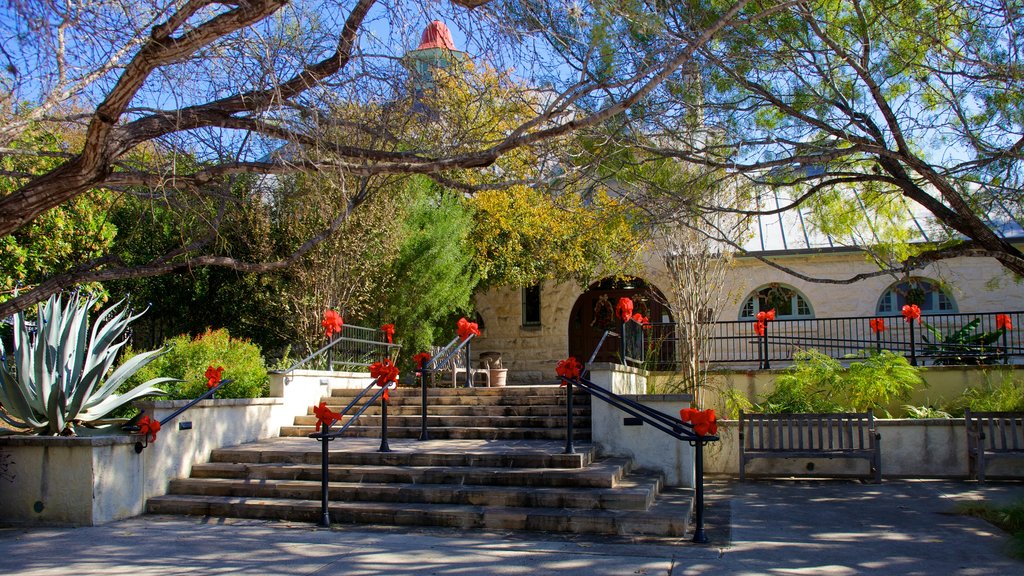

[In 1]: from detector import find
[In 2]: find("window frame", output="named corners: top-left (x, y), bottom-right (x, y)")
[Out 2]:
top-left (522, 284), bottom-right (542, 327)
top-left (738, 284), bottom-right (815, 320)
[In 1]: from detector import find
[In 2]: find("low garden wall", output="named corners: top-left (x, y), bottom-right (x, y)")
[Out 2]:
top-left (0, 370), bottom-right (372, 526)
top-left (705, 418), bottom-right (1024, 479)
top-left (656, 365), bottom-right (1020, 417)
top-left (588, 364), bottom-right (697, 487)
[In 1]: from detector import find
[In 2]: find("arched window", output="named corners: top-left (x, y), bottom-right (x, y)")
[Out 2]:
top-left (876, 278), bottom-right (956, 314)
top-left (739, 284), bottom-right (814, 319)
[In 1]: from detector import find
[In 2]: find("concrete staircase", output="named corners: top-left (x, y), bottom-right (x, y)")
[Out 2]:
top-left (282, 385), bottom-right (592, 441)
top-left (146, 385), bottom-right (694, 538)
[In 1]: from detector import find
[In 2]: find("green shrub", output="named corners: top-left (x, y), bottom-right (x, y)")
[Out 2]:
top-left (748, 349), bottom-right (924, 416)
top-left (942, 373), bottom-right (1024, 416)
top-left (126, 328), bottom-right (268, 400)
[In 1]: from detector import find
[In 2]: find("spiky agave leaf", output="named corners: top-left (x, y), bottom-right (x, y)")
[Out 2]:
top-left (0, 293), bottom-right (168, 435)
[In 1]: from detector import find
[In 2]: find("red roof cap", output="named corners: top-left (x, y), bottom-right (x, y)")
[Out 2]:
top-left (417, 20), bottom-right (456, 50)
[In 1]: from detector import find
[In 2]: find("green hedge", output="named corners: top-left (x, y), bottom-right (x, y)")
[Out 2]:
top-left (126, 328), bottom-right (268, 400)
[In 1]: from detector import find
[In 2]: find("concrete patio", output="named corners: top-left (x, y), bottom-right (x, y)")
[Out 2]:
top-left (2, 479), bottom-right (1022, 575)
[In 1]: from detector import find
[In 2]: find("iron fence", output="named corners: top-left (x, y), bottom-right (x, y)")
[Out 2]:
top-left (284, 323), bottom-right (400, 372)
top-left (641, 311), bottom-right (1024, 370)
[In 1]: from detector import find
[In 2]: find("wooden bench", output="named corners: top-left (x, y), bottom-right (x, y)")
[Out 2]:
top-left (965, 409), bottom-right (1024, 483)
top-left (739, 411), bottom-right (881, 483)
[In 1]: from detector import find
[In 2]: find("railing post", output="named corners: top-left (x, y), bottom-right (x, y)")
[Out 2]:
top-left (465, 339), bottom-right (473, 388)
top-left (564, 378), bottom-right (575, 454)
top-left (909, 321), bottom-right (917, 366)
top-left (327, 339), bottom-right (334, 372)
top-left (419, 366), bottom-right (429, 441)
top-left (378, 391), bottom-right (392, 452)
top-left (319, 421), bottom-right (331, 528)
top-left (691, 439), bottom-right (709, 544)
top-left (762, 321), bottom-right (771, 370)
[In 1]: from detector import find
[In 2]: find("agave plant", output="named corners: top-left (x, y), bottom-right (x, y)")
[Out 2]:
top-left (0, 293), bottom-right (176, 435)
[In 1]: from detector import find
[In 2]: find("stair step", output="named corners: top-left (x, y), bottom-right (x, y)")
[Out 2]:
top-left (166, 475), bottom-right (660, 510)
top-left (209, 446), bottom-right (592, 469)
top-left (279, 425), bottom-right (592, 441)
top-left (306, 405), bottom-right (592, 417)
top-left (293, 415), bottom-right (590, 428)
top-left (188, 458), bottom-right (628, 488)
top-left (327, 394), bottom-right (589, 407)
top-left (146, 494), bottom-right (689, 536)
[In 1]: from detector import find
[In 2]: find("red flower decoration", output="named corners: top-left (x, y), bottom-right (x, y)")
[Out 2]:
top-left (997, 314), bottom-right (1013, 331)
top-left (869, 318), bottom-right (886, 334)
top-left (615, 297), bottom-right (634, 323)
top-left (753, 319), bottom-right (766, 336)
top-left (138, 415), bottom-right (161, 443)
top-left (205, 365), bottom-right (224, 389)
top-left (756, 309), bottom-right (776, 322)
top-left (555, 356), bottom-right (583, 385)
top-left (413, 351), bottom-right (432, 370)
top-left (313, 401), bottom-right (342, 432)
top-left (901, 304), bottom-right (921, 323)
top-left (369, 359), bottom-right (400, 402)
top-left (631, 313), bottom-right (650, 326)
top-left (457, 317), bottom-right (480, 341)
top-left (679, 408), bottom-right (718, 437)
top-left (380, 323), bottom-right (395, 344)
top-left (322, 309), bottom-right (344, 339)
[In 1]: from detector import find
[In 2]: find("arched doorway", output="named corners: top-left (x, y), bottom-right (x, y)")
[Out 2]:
top-left (568, 277), bottom-right (673, 365)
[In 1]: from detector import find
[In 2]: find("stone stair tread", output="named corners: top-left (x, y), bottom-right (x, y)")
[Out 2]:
top-left (189, 457), bottom-right (629, 488)
top-left (166, 475), bottom-right (660, 510)
top-left (146, 493), bottom-right (689, 536)
top-left (278, 426), bottom-right (592, 441)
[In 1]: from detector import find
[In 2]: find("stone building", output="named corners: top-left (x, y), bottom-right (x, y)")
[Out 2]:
top-left (471, 192), bottom-right (1024, 384)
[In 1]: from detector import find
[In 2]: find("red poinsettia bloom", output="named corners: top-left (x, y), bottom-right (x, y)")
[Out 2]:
top-left (138, 415), bottom-right (161, 443)
top-left (753, 319), bottom-right (766, 336)
top-left (380, 324), bottom-right (395, 344)
top-left (997, 314), bottom-right (1013, 331)
top-left (369, 359), bottom-right (400, 401)
top-left (313, 401), bottom-right (342, 432)
top-left (205, 365), bottom-right (224, 389)
top-left (901, 304), bottom-right (921, 323)
top-left (615, 297), bottom-right (634, 323)
top-left (412, 351), bottom-right (432, 370)
top-left (679, 408), bottom-right (717, 437)
top-left (869, 318), bottom-right (886, 334)
top-left (555, 356), bottom-right (583, 384)
top-left (457, 317), bottom-right (480, 341)
top-left (322, 309), bottom-right (344, 339)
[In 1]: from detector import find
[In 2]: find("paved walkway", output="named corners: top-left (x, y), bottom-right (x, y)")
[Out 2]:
top-left (2, 480), bottom-right (1022, 575)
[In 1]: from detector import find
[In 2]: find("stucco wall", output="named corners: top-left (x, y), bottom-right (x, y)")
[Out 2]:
top-left (0, 370), bottom-right (374, 525)
top-left (587, 365), bottom-right (698, 487)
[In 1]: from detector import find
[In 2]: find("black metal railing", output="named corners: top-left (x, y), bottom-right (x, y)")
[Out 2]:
top-left (416, 333), bottom-right (477, 440)
top-left (128, 378), bottom-right (231, 453)
top-left (308, 373), bottom-right (394, 527)
top-left (284, 323), bottom-right (401, 373)
top-left (559, 371), bottom-right (718, 544)
top-left (645, 311), bottom-right (1024, 369)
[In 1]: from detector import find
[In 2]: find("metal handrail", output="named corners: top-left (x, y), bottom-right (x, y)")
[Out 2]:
top-left (645, 310), bottom-right (1024, 369)
top-left (307, 373), bottom-right (394, 527)
top-left (129, 378), bottom-right (231, 453)
top-left (558, 372), bottom-right (718, 544)
top-left (417, 333), bottom-right (477, 440)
